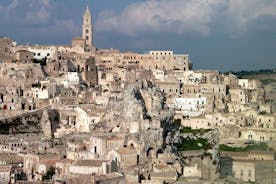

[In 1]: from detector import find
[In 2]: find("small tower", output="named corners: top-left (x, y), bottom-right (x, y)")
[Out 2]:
top-left (82, 6), bottom-right (93, 47)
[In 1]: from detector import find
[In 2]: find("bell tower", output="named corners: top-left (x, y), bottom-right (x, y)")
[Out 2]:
top-left (82, 6), bottom-right (93, 47)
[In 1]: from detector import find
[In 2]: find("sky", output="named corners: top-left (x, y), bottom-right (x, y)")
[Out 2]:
top-left (0, 0), bottom-right (276, 72)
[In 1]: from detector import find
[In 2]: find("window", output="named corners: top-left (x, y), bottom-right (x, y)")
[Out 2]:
top-left (85, 36), bottom-right (89, 40)
top-left (240, 169), bottom-right (243, 176)
top-left (86, 29), bottom-right (89, 33)
top-left (248, 170), bottom-right (251, 177)
top-left (37, 53), bottom-right (41, 56)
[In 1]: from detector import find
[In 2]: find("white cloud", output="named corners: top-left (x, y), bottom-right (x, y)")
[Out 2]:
top-left (96, 0), bottom-right (220, 36)
top-left (24, 7), bottom-right (50, 24)
top-left (226, 0), bottom-right (276, 31)
top-left (6, 0), bottom-right (51, 10)
top-left (0, 0), bottom-right (53, 25)
top-left (51, 19), bottom-right (79, 35)
top-left (7, 0), bottom-right (21, 10)
top-left (0, 0), bottom-right (79, 42)
top-left (95, 0), bottom-right (276, 37)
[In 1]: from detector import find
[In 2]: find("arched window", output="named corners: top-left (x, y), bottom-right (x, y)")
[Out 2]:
top-left (101, 73), bottom-right (106, 79)
top-left (86, 29), bottom-right (89, 34)
top-left (85, 36), bottom-right (89, 40)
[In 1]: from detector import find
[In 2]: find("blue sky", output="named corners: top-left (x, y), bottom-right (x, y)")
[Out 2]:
top-left (0, 0), bottom-right (276, 71)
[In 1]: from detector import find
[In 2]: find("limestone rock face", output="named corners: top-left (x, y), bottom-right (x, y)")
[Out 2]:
top-left (40, 110), bottom-right (52, 138)
top-left (40, 110), bottom-right (60, 138)
top-left (103, 81), bottom-right (165, 133)
top-left (98, 81), bottom-right (184, 180)
top-left (0, 111), bottom-right (44, 134)
top-left (0, 63), bottom-right (44, 86)
top-left (123, 86), bottom-right (144, 123)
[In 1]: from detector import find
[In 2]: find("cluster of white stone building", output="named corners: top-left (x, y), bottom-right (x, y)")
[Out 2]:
top-left (0, 5), bottom-right (275, 184)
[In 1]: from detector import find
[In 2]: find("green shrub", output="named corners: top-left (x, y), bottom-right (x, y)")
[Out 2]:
top-left (219, 142), bottom-right (269, 152)
top-left (42, 166), bottom-right (55, 181)
top-left (180, 127), bottom-right (210, 135)
top-left (178, 138), bottom-right (212, 151)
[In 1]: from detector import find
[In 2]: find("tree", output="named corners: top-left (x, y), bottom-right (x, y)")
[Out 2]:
top-left (42, 166), bottom-right (55, 181)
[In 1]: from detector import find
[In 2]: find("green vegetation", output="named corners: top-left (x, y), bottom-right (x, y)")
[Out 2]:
top-left (0, 124), bottom-right (10, 134)
top-left (230, 69), bottom-right (275, 78)
top-left (42, 166), bottom-right (55, 181)
top-left (180, 127), bottom-right (210, 135)
top-left (174, 119), bottom-right (181, 127)
top-left (261, 79), bottom-right (276, 85)
top-left (259, 111), bottom-right (267, 115)
top-left (219, 142), bottom-right (269, 152)
top-left (33, 58), bottom-right (47, 66)
top-left (178, 138), bottom-right (212, 151)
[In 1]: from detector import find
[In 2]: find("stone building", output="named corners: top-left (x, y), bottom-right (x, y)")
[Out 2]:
top-left (221, 157), bottom-right (276, 184)
top-left (96, 50), bottom-right (192, 72)
top-left (72, 37), bottom-right (86, 53)
top-left (106, 147), bottom-right (138, 170)
top-left (14, 50), bottom-right (34, 63)
top-left (54, 172), bottom-right (125, 184)
top-left (23, 153), bottom-right (61, 181)
top-left (2, 4), bottom-right (276, 184)
top-left (238, 78), bottom-right (261, 90)
top-left (69, 160), bottom-right (107, 175)
top-left (82, 6), bottom-right (93, 48)
top-left (229, 88), bottom-right (250, 105)
top-left (0, 37), bottom-right (15, 62)
top-left (0, 165), bottom-right (12, 184)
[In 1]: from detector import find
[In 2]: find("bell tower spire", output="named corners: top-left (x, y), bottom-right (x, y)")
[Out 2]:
top-left (82, 5), bottom-right (93, 47)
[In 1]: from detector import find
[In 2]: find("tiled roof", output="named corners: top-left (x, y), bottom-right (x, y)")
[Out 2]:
top-left (0, 165), bottom-right (12, 172)
top-left (73, 159), bottom-right (105, 167)
top-left (0, 153), bottom-right (23, 163)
